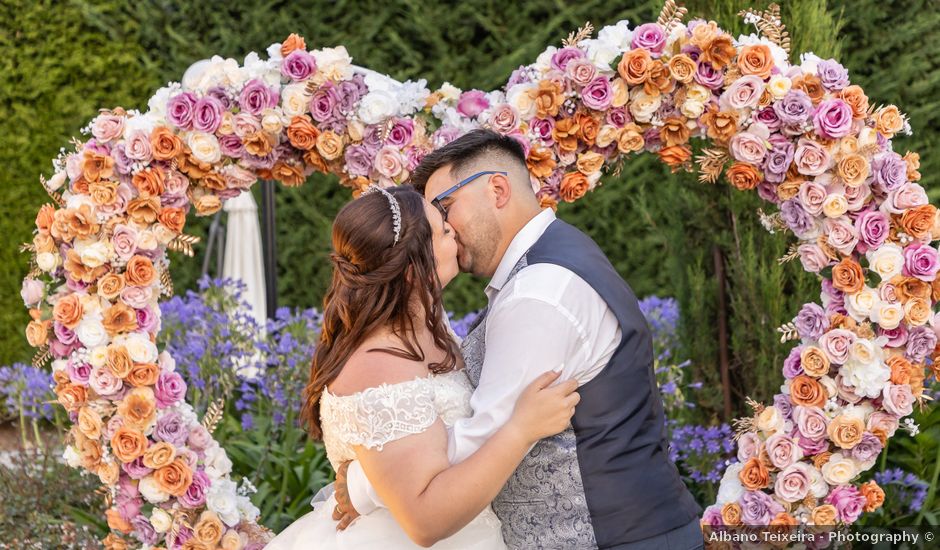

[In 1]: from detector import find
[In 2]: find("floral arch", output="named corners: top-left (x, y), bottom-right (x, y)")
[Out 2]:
top-left (20, 2), bottom-right (937, 547)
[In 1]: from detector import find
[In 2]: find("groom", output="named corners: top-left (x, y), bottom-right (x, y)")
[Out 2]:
top-left (336, 129), bottom-right (702, 549)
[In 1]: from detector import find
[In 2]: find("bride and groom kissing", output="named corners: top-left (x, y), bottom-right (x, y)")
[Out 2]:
top-left (268, 129), bottom-right (704, 549)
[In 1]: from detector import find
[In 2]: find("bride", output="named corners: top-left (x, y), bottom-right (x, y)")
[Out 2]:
top-left (267, 185), bottom-right (579, 549)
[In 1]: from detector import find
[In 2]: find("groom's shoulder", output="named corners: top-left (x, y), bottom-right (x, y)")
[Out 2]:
top-left (502, 262), bottom-right (598, 307)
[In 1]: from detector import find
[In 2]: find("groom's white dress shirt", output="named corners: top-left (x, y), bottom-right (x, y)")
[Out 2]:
top-left (346, 208), bottom-right (622, 514)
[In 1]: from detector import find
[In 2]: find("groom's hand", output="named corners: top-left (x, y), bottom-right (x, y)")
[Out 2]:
top-left (332, 461), bottom-right (360, 530)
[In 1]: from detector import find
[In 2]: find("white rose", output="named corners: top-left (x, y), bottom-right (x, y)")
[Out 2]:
top-left (872, 301), bottom-right (904, 330)
top-left (580, 38), bottom-right (620, 69)
top-left (63, 445), bottom-right (82, 468)
top-left (858, 127), bottom-right (879, 149)
top-left (822, 194), bottom-right (848, 218)
top-left (79, 294), bottom-right (106, 318)
top-left (866, 243), bottom-right (905, 281)
top-left (680, 100), bottom-right (705, 119)
top-left (76, 318), bottom-right (109, 348)
top-left (629, 89), bottom-right (662, 123)
top-left (187, 132), bottom-right (222, 165)
top-left (685, 84), bottom-right (711, 104)
top-left (506, 83), bottom-right (537, 119)
top-left (716, 463), bottom-right (745, 505)
top-left (150, 508), bottom-right (172, 533)
top-left (768, 75), bottom-right (792, 100)
top-left (237, 494), bottom-right (261, 522)
top-left (207, 479), bottom-right (241, 526)
top-left (51, 359), bottom-right (67, 373)
top-left (799, 51), bottom-right (823, 75)
top-left (36, 252), bottom-right (60, 273)
top-left (358, 90), bottom-right (398, 125)
top-left (261, 108), bottom-right (286, 134)
top-left (136, 230), bottom-right (159, 252)
top-left (597, 20), bottom-right (633, 51)
top-left (152, 224), bottom-right (176, 246)
top-left (437, 82), bottom-right (461, 103)
top-left (205, 446), bottom-right (233, 479)
top-left (77, 241), bottom-right (110, 269)
top-left (158, 350), bottom-right (177, 372)
top-left (533, 46), bottom-right (558, 74)
top-left (88, 346), bottom-right (108, 368)
top-left (115, 333), bottom-right (159, 363)
top-left (819, 375), bottom-right (839, 398)
top-left (281, 83), bottom-right (309, 118)
top-left (808, 466), bottom-right (829, 498)
top-left (821, 452), bottom-right (858, 485)
top-left (845, 287), bottom-right (879, 321)
top-left (312, 46), bottom-right (353, 83)
top-left (139, 475), bottom-right (170, 504)
top-left (849, 338), bottom-right (880, 365)
top-left (47, 170), bottom-right (67, 191)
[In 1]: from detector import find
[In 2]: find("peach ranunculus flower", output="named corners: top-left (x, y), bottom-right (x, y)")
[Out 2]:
top-left (737, 44), bottom-right (774, 79)
top-left (272, 161), bottom-right (306, 187)
top-left (738, 457), bottom-right (770, 490)
top-left (700, 35), bottom-right (736, 69)
top-left (837, 153), bottom-right (870, 187)
top-left (110, 425), bottom-right (149, 463)
top-left (103, 303), bottom-right (139, 336)
top-left (616, 123), bottom-right (644, 154)
top-left (532, 80), bottom-right (564, 119)
top-left (576, 151), bottom-right (605, 176)
top-left (901, 204), bottom-right (937, 240)
top-left (56, 383), bottom-right (87, 413)
top-left (720, 502), bottom-right (742, 526)
top-left (106, 507), bottom-right (134, 534)
top-left (124, 255), bottom-right (157, 287)
top-left (667, 53), bottom-right (696, 84)
top-left (127, 196), bottom-right (161, 225)
top-left (143, 441), bottom-right (178, 469)
top-left (153, 457), bottom-right (194, 497)
top-left (77, 406), bottom-right (103, 440)
top-left (106, 345), bottom-right (135, 378)
top-left (660, 117), bottom-right (691, 148)
top-left (701, 107), bottom-right (737, 144)
top-left (560, 172), bottom-right (590, 203)
top-left (810, 504), bottom-right (838, 527)
top-left (132, 166), bottom-right (166, 197)
top-left (158, 207), bottom-right (187, 234)
top-left (117, 387), bottom-right (157, 431)
top-left (526, 147), bottom-right (557, 179)
top-left (552, 118), bottom-right (581, 154)
top-left (826, 414), bottom-right (865, 449)
top-left (575, 113), bottom-right (599, 146)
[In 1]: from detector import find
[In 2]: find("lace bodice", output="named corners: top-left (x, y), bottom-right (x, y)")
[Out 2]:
top-left (319, 369), bottom-right (473, 470)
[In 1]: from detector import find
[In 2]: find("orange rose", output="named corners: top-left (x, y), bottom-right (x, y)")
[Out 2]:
top-left (887, 355), bottom-right (913, 385)
top-left (827, 414), bottom-right (865, 449)
top-left (800, 346), bottom-right (831, 377)
top-left (117, 387), bottom-right (157, 430)
top-left (532, 79), bottom-right (564, 119)
top-left (894, 276), bottom-right (931, 303)
top-left (575, 113), bottom-right (599, 146)
top-left (701, 35), bottom-right (736, 69)
top-left (315, 130), bottom-right (344, 161)
top-left (790, 375), bottom-right (827, 407)
top-left (201, 171), bottom-right (226, 191)
top-left (660, 117), bottom-right (691, 148)
top-left (110, 426), bottom-right (148, 463)
top-left (832, 258), bottom-right (864, 294)
top-left (738, 457), bottom-right (770, 490)
top-left (904, 297), bottom-right (931, 326)
top-left (811, 504), bottom-right (837, 527)
top-left (737, 44), bottom-right (774, 79)
top-left (720, 503), bottom-right (742, 526)
top-left (645, 61), bottom-right (674, 96)
top-left (26, 319), bottom-right (50, 347)
top-left (303, 149), bottom-right (329, 173)
top-left (689, 20), bottom-right (720, 49)
top-left (158, 207), bottom-right (187, 234)
top-left (526, 147), bottom-right (557, 179)
top-left (53, 293), bottom-right (84, 329)
top-left (839, 85), bottom-right (870, 119)
top-left (559, 172), bottom-right (590, 203)
top-left (150, 126), bottom-right (183, 161)
top-left (103, 533), bottom-right (129, 550)
top-left (244, 130), bottom-right (276, 157)
top-left (193, 511), bottom-right (225, 545)
top-left (106, 507), bottom-right (134, 534)
top-left (272, 161), bottom-right (306, 187)
top-left (132, 166), bottom-right (166, 197)
top-left (95, 272), bottom-right (125, 300)
top-left (35, 204), bottom-right (55, 233)
top-left (153, 458), bottom-right (193, 497)
top-left (125, 255), bottom-right (156, 287)
top-left (127, 362), bottom-right (160, 387)
top-left (89, 180), bottom-right (120, 206)
top-left (280, 33), bottom-right (306, 56)
top-left (286, 115), bottom-right (320, 150)
top-left (667, 54), bottom-right (696, 84)
top-left (658, 145), bottom-right (692, 168)
top-left (837, 153), bottom-right (870, 187)
top-left (77, 406), bottom-right (103, 440)
top-left (904, 151), bottom-right (922, 182)
top-left (539, 194), bottom-right (558, 211)
top-left (701, 106), bottom-right (737, 144)
top-left (617, 48), bottom-right (652, 86)
top-left (616, 123), bottom-right (645, 153)
top-left (143, 441), bottom-right (177, 469)
top-left (56, 383), bottom-right (86, 412)
top-left (874, 105), bottom-right (904, 137)
top-left (106, 345), bottom-right (134, 378)
top-left (193, 193), bottom-right (223, 216)
top-left (725, 162), bottom-right (762, 191)
top-left (901, 204), bottom-right (936, 240)
top-left (98, 460), bottom-right (120, 485)
top-left (793, 74), bottom-right (825, 105)
top-left (127, 196), bottom-right (161, 225)
top-left (552, 118), bottom-right (581, 153)
top-left (82, 149), bottom-right (115, 182)
top-left (860, 480), bottom-right (885, 512)
top-left (103, 303), bottom-right (139, 336)
top-left (576, 151), bottom-right (605, 176)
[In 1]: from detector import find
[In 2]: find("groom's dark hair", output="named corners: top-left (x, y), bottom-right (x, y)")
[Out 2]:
top-left (410, 129), bottom-right (527, 194)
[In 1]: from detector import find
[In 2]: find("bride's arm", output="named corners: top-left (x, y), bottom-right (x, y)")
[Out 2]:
top-left (350, 370), bottom-right (576, 547)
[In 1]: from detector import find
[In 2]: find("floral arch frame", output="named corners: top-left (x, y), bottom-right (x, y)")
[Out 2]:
top-left (20, 2), bottom-right (938, 547)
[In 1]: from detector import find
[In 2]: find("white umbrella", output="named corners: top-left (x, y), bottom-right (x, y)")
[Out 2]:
top-left (222, 190), bottom-right (268, 327)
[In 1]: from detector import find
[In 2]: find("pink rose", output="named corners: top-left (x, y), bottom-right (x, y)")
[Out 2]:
top-left (154, 371), bottom-right (186, 408)
top-left (883, 183), bottom-right (929, 215)
top-left (187, 424), bottom-right (213, 451)
top-left (813, 99), bottom-right (854, 139)
top-left (798, 243), bottom-right (831, 273)
top-left (730, 132), bottom-right (768, 165)
top-left (794, 405), bottom-right (829, 441)
top-left (531, 118), bottom-right (555, 144)
top-left (374, 146), bottom-right (405, 180)
top-left (124, 130), bottom-right (153, 163)
top-left (798, 180), bottom-right (828, 216)
top-left (867, 411), bottom-right (899, 437)
top-left (721, 75), bottom-right (764, 110)
top-left (233, 112), bottom-right (262, 138)
top-left (164, 170), bottom-right (190, 196)
top-left (882, 383), bottom-right (914, 417)
top-left (794, 138), bottom-right (831, 176)
top-left (824, 218), bottom-right (860, 256)
top-left (21, 279), bottom-right (44, 307)
top-left (581, 77), bottom-right (613, 111)
top-left (90, 365), bottom-right (123, 397)
top-left (737, 432), bottom-right (764, 462)
top-left (566, 57), bottom-right (597, 87)
top-left (819, 328), bottom-right (856, 364)
top-left (111, 225), bottom-right (139, 262)
top-left (631, 23), bottom-right (667, 55)
top-left (92, 114), bottom-right (126, 142)
top-left (775, 462), bottom-right (812, 503)
top-left (857, 210), bottom-right (889, 250)
top-left (222, 164), bottom-right (257, 190)
top-left (488, 104), bottom-right (520, 134)
top-left (826, 485), bottom-right (866, 523)
top-left (121, 286), bottom-right (153, 310)
top-left (903, 243), bottom-right (940, 282)
top-left (765, 433), bottom-right (803, 469)
top-left (844, 184), bottom-right (871, 212)
top-left (456, 90), bottom-right (489, 118)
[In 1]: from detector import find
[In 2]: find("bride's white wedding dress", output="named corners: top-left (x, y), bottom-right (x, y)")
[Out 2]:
top-left (266, 369), bottom-right (506, 549)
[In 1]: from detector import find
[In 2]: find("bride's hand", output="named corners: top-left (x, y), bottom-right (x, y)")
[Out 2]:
top-left (507, 370), bottom-right (580, 445)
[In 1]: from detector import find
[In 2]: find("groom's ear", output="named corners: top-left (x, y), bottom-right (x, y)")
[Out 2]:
top-left (490, 172), bottom-right (512, 209)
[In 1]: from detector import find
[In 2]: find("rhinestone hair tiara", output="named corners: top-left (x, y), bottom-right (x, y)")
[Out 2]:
top-left (362, 184), bottom-right (402, 245)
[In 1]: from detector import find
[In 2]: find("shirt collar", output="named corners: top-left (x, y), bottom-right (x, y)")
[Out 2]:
top-left (485, 208), bottom-right (556, 300)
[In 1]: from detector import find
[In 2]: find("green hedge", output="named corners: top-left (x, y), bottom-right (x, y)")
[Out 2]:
top-left (2, 0), bottom-right (936, 418)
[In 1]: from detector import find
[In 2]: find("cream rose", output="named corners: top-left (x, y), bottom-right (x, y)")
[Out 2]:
top-left (150, 508), bottom-right (172, 533)
top-left (36, 252), bottom-right (61, 273)
top-left (358, 90), bottom-right (397, 125)
top-left (79, 241), bottom-right (111, 268)
top-left (872, 301), bottom-right (904, 330)
top-left (685, 84), bottom-right (711, 104)
top-left (821, 452), bottom-right (859, 485)
top-left (680, 100), bottom-right (705, 119)
top-left (768, 75), bottom-right (792, 99)
top-left (187, 132), bottom-right (222, 164)
top-left (628, 89), bottom-right (662, 123)
top-left (845, 287), bottom-right (879, 322)
top-left (281, 83), bottom-right (309, 117)
top-left (139, 475), bottom-right (170, 504)
top-left (866, 243), bottom-right (905, 281)
top-left (822, 194), bottom-right (849, 218)
top-left (76, 318), bottom-right (109, 348)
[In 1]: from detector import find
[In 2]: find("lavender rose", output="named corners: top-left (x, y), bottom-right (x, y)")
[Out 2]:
top-left (693, 62), bottom-right (724, 90)
top-left (826, 485), bottom-right (867, 523)
top-left (550, 46), bottom-right (585, 71)
top-left (154, 410), bottom-right (189, 447)
top-left (193, 96), bottom-right (224, 134)
top-left (871, 152), bottom-right (909, 192)
top-left (783, 346), bottom-right (805, 379)
top-left (903, 243), bottom-right (940, 282)
top-left (906, 325), bottom-right (938, 364)
top-left (281, 49), bottom-right (317, 81)
top-left (816, 59), bottom-right (850, 91)
top-left (857, 210), bottom-right (890, 251)
top-left (310, 82), bottom-right (341, 123)
top-left (813, 99), bottom-right (854, 139)
top-left (740, 489), bottom-right (785, 525)
top-left (781, 198), bottom-right (818, 237)
top-left (774, 89), bottom-right (813, 125)
top-left (178, 469), bottom-right (211, 508)
top-left (386, 118), bottom-right (415, 148)
top-left (238, 79), bottom-right (279, 116)
top-left (154, 371), bottom-right (186, 408)
top-left (166, 91), bottom-right (197, 129)
top-left (582, 76), bottom-right (613, 111)
top-left (849, 432), bottom-right (883, 464)
top-left (631, 23), bottom-right (667, 56)
top-left (795, 302), bottom-right (830, 340)
top-left (456, 90), bottom-right (489, 118)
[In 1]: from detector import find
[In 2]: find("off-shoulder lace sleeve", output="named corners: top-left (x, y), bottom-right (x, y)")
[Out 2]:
top-left (321, 377), bottom-right (439, 451)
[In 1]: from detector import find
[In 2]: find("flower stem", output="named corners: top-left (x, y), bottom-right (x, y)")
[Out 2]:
top-left (914, 440), bottom-right (940, 525)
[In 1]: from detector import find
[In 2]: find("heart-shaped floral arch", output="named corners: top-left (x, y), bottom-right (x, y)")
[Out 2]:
top-left (20, 2), bottom-right (938, 547)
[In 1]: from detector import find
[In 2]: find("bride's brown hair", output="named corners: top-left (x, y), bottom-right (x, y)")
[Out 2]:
top-left (301, 186), bottom-right (457, 439)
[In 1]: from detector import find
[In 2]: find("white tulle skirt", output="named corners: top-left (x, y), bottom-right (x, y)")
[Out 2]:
top-left (266, 492), bottom-right (506, 550)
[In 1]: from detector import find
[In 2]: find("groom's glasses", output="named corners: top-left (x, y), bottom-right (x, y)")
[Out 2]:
top-left (431, 171), bottom-right (507, 222)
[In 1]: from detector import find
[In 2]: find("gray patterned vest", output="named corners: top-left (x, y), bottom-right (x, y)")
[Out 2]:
top-left (461, 219), bottom-right (701, 549)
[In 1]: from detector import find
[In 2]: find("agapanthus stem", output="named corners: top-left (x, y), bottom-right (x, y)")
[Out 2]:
top-left (914, 441), bottom-right (940, 525)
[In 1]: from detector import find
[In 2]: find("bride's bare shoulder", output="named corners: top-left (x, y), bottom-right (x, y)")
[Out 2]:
top-left (327, 338), bottom-right (429, 397)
